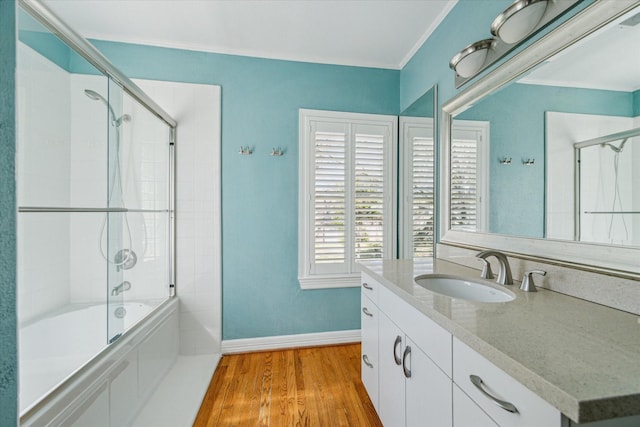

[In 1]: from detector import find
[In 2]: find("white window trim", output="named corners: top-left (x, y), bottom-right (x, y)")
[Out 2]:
top-left (399, 116), bottom-right (435, 259)
top-left (451, 119), bottom-right (490, 233)
top-left (298, 109), bottom-right (397, 290)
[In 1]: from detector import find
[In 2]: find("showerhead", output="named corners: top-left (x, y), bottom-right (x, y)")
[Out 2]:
top-left (84, 89), bottom-right (103, 102)
top-left (84, 89), bottom-right (130, 127)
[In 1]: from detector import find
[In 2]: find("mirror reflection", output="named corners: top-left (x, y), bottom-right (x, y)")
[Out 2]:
top-left (451, 6), bottom-right (640, 248)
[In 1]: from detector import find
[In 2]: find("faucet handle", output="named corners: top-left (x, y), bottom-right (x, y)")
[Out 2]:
top-left (477, 258), bottom-right (494, 279)
top-left (520, 270), bottom-right (546, 292)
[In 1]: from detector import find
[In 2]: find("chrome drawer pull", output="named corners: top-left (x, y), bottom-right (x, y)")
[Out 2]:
top-left (362, 354), bottom-right (374, 369)
top-left (362, 282), bottom-right (373, 290)
top-left (393, 336), bottom-right (402, 365)
top-left (470, 375), bottom-right (518, 414)
top-left (402, 346), bottom-right (412, 378)
top-left (362, 307), bottom-right (374, 317)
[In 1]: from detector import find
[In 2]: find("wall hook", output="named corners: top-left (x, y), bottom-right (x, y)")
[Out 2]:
top-left (499, 157), bottom-right (512, 165)
top-left (523, 158), bottom-right (535, 166)
top-left (270, 147), bottom-right (285, 156)
top-left (239, 146), bottom-right (253, 155)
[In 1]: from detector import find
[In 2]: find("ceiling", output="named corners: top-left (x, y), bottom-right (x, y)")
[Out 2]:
top-left (42, 0), bottom-right (458, 70)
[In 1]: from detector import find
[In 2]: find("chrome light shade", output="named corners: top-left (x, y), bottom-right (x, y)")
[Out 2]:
top-left (491, 0), bottom-right (549, 44)
top-left (449, 39), bottom-right (494, 78)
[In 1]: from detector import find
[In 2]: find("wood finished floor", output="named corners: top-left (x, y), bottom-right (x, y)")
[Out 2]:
top-left (193, 343), bottom-right (382, 427)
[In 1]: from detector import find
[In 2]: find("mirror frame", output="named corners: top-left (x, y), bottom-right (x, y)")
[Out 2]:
top-left (440, 0), bottom-right (640, 277)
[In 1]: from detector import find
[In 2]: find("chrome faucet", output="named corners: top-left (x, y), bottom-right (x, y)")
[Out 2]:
top-left (475, 250), bottom-right (513, 285)
top-left (111, 281), bottom-right (131, 296)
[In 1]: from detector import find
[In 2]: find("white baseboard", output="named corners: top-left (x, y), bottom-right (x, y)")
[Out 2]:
top-left (221, 329), bottom-right (361, 354)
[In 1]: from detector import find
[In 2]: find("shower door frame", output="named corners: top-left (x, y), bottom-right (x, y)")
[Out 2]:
top-left (573, 126), bottom-right (640, 242)
top-left (18, 0), bottom-right (177, 296)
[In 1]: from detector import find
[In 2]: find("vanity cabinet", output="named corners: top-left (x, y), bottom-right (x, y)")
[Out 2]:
top-left (360, 265), bottom-right (640, 427)
top-left (361, 274), bottom-right (452, 427)
top-left (360, 272), bottom-right (559, 427)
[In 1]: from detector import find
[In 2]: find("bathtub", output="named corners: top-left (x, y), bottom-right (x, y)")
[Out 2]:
top-left (19, 300), bottom-right (158, 415)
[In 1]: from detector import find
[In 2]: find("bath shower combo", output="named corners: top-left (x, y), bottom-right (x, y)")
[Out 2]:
top-left (17, 0), bottom-right (178, 424)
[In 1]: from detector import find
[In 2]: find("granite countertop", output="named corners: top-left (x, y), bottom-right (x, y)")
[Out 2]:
top-left (358, 258), bottom-right (640, 424)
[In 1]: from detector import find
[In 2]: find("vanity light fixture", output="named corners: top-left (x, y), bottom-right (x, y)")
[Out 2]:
top-left (449, 39), bottom-right (495, 78)
top-left (450, 0), bottom-right (580, 88)
top-left (491, 0), bottom-right (549, 44)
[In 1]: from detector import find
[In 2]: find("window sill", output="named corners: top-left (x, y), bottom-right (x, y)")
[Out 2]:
top-left (298, 274), bottom-right (361, 290)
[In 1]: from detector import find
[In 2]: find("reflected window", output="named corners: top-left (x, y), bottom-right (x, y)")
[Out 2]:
top-left (450, 120), bottom-right (489, 232)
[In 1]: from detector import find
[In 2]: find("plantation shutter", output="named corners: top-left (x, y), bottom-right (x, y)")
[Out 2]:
top-left (450, 128), bottom-right (481, 231)
top-left (300, 110), bottom-right (396, 288)
top-left (354, 125), bottom-right (387, 262)
top-left (411, 133), bottom-right (435, 256)
top-left (399, 118), bottom-right (434, 258)
top-left (311, 122), bottom-right (349, 274)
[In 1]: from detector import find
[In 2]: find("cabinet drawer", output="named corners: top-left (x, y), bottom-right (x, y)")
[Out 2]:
top-left (379, 284), bottom-right (452, 377)
top-left (453, 384), bottom-right (498, 427)
top-left (361, 293), bottom-right (378, 409)
top-left (453, 338), bottom-right (561, 427)
top-left (361, 273), bottom-right (379, 304)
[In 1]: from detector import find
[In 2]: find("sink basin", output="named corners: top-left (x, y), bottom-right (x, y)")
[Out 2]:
top-left (414, 274), bottom-right (515, 303)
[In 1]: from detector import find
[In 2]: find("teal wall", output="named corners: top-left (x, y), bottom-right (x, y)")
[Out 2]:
top-left (634, 89), bottom-right (640, 116)
top-left (0, 0), bottom-right (17, 424)
top-left (74, 41), bottom-right (400, 339)
top-left (458, 83), bottom-right (634, 237)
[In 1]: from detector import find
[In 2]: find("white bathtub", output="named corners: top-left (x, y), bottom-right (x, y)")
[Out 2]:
top-left (19, 301), bottom-right (155, 414)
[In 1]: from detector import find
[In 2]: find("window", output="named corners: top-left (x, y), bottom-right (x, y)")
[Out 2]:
top-left (450, 120), bottom-right (489, 232)
top-left (399, 117), bottom-right (435, 258)
top-left (299, 109), bottom-right (397, 289)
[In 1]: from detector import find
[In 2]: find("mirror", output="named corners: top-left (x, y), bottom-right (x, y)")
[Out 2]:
top-left (399, 86), bottom-right (437, 259)
top-left (441, 1), bottom-right (640, 274)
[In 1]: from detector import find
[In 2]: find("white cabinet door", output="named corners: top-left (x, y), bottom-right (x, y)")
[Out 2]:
top-left (405, 337), bottom-right (452, 427)
top-left (378, 311), bottom-right (406, 427)
top-left (453, 385), bottom-right (498, 427)
top-left (378, 284), bottom-right (452, 377)
top-left (361, 292), bottom-right (379, 410)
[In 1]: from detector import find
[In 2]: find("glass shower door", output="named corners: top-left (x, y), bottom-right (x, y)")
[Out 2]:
top-left (107, 79), bottom-right (173, 341)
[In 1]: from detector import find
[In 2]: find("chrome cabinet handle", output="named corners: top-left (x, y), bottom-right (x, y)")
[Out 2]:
top-left (393, 336), bottom-right (402, 365)
top-left (402, 346), bottom-right (412, 378)
top-left (362, 282), bottom-right (373, 290)
top-left (362, 354), bottom-right (374, 369)
top-left (470, 375), bottom-right (518, 414)
top-left (362, 307), bottom-right (373, 317)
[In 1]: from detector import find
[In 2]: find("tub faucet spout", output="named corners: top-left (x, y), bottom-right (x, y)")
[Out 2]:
top-left (111, 281), bottom-right (131, 296)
